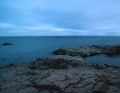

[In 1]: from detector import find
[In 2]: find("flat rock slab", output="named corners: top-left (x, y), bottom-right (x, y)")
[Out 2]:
top-left (0, 65), bottom-right (120, 93)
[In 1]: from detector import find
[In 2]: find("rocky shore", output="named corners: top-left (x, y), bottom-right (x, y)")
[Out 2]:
top-left (0, 45), bottom-right (120, 93)
top-left (53, 45), bottom-right (120, 57)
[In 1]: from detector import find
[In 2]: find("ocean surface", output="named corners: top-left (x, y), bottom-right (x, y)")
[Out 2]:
top-left (0, 36), bottom-right (120, 67)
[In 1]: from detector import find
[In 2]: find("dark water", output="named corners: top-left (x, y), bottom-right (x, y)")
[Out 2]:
top-left (86, 54), bottom-right (120, 65)
top-left (0, 36), bottom-right (120, 66)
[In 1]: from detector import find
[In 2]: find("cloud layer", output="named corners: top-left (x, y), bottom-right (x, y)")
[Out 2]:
top-left (0, 0), bottom-right (120, 36)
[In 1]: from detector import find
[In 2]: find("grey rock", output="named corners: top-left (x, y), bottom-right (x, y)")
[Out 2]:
top-left (29, 55), bottom-right (92, 69)
top-left (18, 87), bottom-right (38, 93)
top-left (53, 45), bottom-right (120, 57)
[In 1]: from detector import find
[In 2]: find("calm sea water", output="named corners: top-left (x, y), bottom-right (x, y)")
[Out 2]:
top-left (0, 36), bottom-right (120, 66)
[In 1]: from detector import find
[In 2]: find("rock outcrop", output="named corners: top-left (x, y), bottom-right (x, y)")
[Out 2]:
top-left (28, 55), bottom-right (93, 69)
top-left (0, 45), bottom-right (120, 93)
top-left (53, 45), bottom-right (120, 57)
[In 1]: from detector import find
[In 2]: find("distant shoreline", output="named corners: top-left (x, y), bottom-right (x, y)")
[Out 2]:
top-left (0, 35), bottom-right (120, 37)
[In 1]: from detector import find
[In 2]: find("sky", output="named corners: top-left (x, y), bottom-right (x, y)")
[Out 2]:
top-left (0, 0), bottom-right (120, 36)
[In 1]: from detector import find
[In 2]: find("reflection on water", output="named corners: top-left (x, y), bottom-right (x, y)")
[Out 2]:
top-left (86, 54), bottom-right (120, 65)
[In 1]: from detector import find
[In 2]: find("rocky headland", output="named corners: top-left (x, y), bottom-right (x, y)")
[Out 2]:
top-left (0, 45), bottom-right (120, 93)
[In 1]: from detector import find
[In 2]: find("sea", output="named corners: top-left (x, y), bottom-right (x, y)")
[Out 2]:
top-left (0, 36), bottom-right (120, 67)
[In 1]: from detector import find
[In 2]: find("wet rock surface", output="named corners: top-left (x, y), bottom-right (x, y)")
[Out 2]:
top-left (0, 45), bottom-right (120, 93)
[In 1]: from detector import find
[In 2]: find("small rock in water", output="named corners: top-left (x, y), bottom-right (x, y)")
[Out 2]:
top-left (1, 58), bottom-right (6, 60)
top-left (0, 42), bottom-right (14, 46)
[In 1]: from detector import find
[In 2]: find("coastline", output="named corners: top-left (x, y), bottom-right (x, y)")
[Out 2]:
top-left (0, 45), bottom-right (120, 93)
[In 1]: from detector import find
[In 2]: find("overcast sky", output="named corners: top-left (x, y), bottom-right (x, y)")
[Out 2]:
top-left (0, 0), bottom-right (120, 36)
